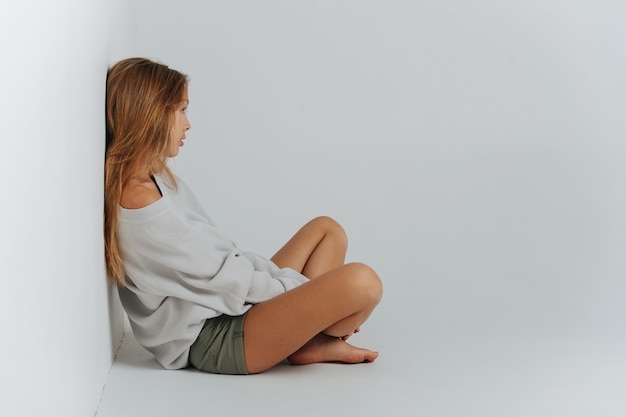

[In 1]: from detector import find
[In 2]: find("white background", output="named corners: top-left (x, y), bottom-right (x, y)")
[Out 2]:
top-left (131, 2), bottom-right (626, 414)
top-left (1, 1), bottom-right (625, 416)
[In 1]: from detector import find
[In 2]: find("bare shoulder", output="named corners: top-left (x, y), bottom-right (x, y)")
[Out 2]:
top-left (120, 179), bottom-right (162, 209)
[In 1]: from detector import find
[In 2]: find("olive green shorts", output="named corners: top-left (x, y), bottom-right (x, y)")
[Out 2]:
top-left (188, 313), bottom-right (248, 375)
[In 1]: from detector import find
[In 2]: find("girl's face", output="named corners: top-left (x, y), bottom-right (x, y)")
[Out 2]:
top-left (168, 89), bottom-right (191, 157)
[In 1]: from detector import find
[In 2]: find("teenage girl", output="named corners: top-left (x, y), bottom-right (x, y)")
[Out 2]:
top-left (104, 57), bottom-right (382, 374)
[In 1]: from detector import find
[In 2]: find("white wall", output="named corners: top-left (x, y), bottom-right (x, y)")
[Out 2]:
top-left (135, 0), bottom-right (625, 342)
top-left (0, 1), bottom-right (135, 416)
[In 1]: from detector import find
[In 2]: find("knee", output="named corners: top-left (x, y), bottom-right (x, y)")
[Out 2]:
top-left (342, 262), bottom-right (383, 305)
top-left (312, 216), bottom-right (348, 247)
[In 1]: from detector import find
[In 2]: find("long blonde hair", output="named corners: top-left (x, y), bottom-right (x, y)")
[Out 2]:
top-left (105, 58), bottom-right (188, 285)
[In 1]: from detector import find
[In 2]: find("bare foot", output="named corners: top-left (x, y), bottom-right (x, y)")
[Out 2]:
top-left (288, 334), bottom-right (379, 366)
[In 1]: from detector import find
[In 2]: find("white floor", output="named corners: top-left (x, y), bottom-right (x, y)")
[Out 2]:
top-left (97, 287), bottom-right (626, 417)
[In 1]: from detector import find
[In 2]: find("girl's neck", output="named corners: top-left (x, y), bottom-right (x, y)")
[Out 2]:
top-left (128, 166), bottom-right (154, 183)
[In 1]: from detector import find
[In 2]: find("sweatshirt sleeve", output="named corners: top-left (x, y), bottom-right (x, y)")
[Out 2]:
top-left (242, 251), bottom-right (309, 303)
top-left (119, 205), bottom-right (307, 315)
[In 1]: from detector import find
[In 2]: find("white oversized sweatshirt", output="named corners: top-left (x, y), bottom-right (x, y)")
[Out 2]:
top-left (117, 174), bottom-right (308, 369)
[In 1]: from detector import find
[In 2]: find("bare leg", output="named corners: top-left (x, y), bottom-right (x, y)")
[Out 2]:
top-left (270, 216), bottom-right (361, 338)
top-left (243, 262), bottom-right (383, 374)
top-left (271, 216), bottom-right (348, 278)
